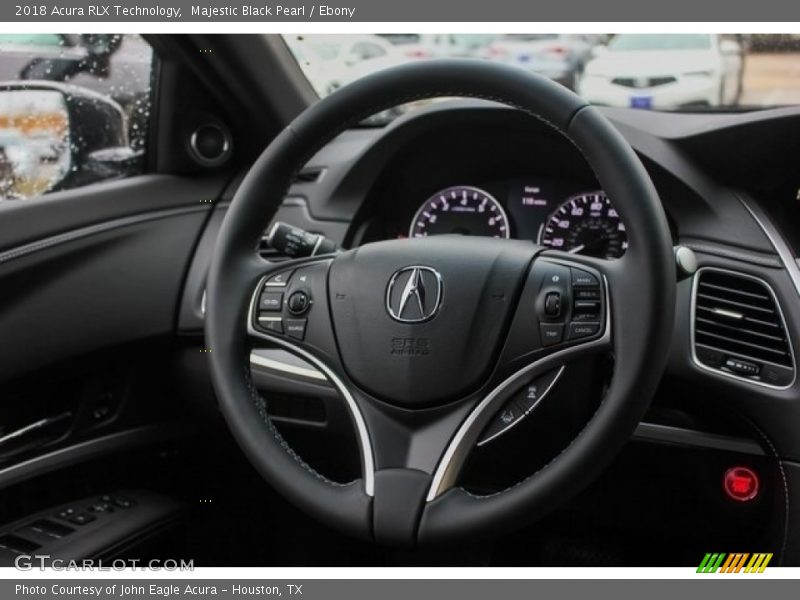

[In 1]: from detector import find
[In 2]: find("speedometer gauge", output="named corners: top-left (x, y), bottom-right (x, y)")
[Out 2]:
top-left (410, 186), bottom-right (510, 239)
top-left (538, 191), bottom-right (627, 258)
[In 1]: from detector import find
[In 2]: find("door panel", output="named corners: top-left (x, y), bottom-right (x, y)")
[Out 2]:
top-left (0, 174), bottom-right (230, 381)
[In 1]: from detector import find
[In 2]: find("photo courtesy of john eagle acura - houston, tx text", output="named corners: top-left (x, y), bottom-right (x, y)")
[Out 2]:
top-left (1, 30), bottom-right (800, 573)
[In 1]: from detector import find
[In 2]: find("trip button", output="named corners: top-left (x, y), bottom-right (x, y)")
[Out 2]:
top-left (568, 322), bottom-right (601, 340)
top-left (259, 292), bottom-right (283, 311)
top-left (539, 323), bottom-right (564, 347)
top-left (285, 319), bottom-right (307, 341)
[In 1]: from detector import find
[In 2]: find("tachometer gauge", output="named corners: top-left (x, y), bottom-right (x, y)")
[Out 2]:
top-left (538, 191), bottom-right (627, 258)
top-left (410, 186), bottom-right (511, 239)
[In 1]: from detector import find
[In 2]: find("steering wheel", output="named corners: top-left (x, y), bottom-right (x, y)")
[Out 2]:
top-left (206, 60), bottom-right (675, 546)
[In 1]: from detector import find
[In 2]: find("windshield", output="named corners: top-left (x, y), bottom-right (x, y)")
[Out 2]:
top-left (283, 33), bottom-right (800, 113)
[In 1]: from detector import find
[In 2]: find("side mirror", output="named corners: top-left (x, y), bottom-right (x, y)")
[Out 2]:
top-left (0, 81), bottom-right (139, 200)
top-left (720, 39), bottom-right (742, 56)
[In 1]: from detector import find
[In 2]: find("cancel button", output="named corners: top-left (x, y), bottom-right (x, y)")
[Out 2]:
top-left (568, 322), bottom-right (600, 340)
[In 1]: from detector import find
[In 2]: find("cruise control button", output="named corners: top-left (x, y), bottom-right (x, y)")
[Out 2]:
top-left (568, 322), bottom-right (600, 340)
top-left (571, 268), bottom-right (599, 287)
top-left (258, 316), bottom-right (283, 334)
top-left (265, 270), bottom-right (294, 287)
top-left (259, 292), bottom-right (283, 311)
top-left (285, 319), bottom-right (307, 341)
top-left (539, 323), bottom-right (564, 347)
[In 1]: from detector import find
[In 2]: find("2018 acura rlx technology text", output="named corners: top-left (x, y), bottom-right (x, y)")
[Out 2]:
top-left (1, 33), bottom-right (800, 566)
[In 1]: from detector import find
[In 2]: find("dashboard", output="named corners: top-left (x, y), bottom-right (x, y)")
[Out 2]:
top-left (173, 99), bottom-right (800, 563)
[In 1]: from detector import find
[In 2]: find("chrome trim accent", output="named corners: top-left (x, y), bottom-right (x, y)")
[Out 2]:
top-left (690, 266), bottom-right (796, 390)
top-left (0, 413), bottom-right (71, 447)
top-left (250, 352), bottom-right (328, 382)
top-left (0, 205), bottom-right (206, 267)
top-left (265, 222), bottom-right (281, 248)
top-left (737, 194), bottom-right (800, 299)
top-left (711, 307), bottom-right (744, 320)
top-left (426, 275), bottom-right (612, 501)
top-left (247, 274), bottom-right (376, 497)
top-left (632, 422), bottom-right (765, 456)
top-left (189, 123), bottom-right (231, 167)
top-left (476, 366), bottom-right (565, 447)
top-left (0, 424), bottom-right (186, 492)
top-left (310, 235), bottom-right (323, 256)
top-left (385, 265), bottom-right (444, 324)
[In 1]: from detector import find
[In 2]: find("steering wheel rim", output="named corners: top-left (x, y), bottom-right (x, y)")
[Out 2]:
top-left (205, 60), bottom-right (676, 546)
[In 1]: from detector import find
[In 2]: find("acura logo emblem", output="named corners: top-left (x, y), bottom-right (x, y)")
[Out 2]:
top-left (386, 266), bottom-right (443, 323)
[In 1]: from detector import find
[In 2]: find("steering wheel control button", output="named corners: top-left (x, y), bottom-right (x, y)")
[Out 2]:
top-left (571, 268), bottom-right (600, 287)
top-left (544, 292), bottom-right (562, 317)
top-left (285, 319), bottom-right (307, 341)
top-left (540, 323), bottom-right (564, 346)
top-left (568, 322), bottom-right (601, 340)
top-left (515, 368), bottom-right (563, 414)
top-left (257, 316), bottom-right (283, 334)
top-left (265, 269), bottom-right (294, 287)
top-left (478, 367), bottom-right (564, 445)
top-left (259, 292), bottom-right (283, 311)
top-left (573, 300), bottom-right (601, 321)
top-left (574, 287), bottom-right (601, 300)
top-left (477, 402), bottom-right (525, 445)
top-left (287, 291), bottom-right (311, 315)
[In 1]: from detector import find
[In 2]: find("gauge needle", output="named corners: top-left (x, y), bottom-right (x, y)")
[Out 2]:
top-left (568, 244), bottom-right (585, 254)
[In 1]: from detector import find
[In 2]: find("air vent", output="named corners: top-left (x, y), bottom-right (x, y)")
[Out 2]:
top-left (693, 268), bottom-right (795, 387)
top-left (292, 167), bottom-right (325, 184)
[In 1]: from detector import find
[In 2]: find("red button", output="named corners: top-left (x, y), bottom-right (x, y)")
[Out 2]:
top-left (723, 466), bottom-right (760, 502)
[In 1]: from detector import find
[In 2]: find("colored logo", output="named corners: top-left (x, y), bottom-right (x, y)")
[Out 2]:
top-left (697, 553), bottom-right (773, 573)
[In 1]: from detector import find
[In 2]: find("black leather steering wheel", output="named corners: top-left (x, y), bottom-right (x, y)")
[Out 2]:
top-left (205, 60), bottom-right (676, 546)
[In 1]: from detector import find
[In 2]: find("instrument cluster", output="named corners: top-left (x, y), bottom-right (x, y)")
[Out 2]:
top-left (404, 177), bottom-right (628, 259)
